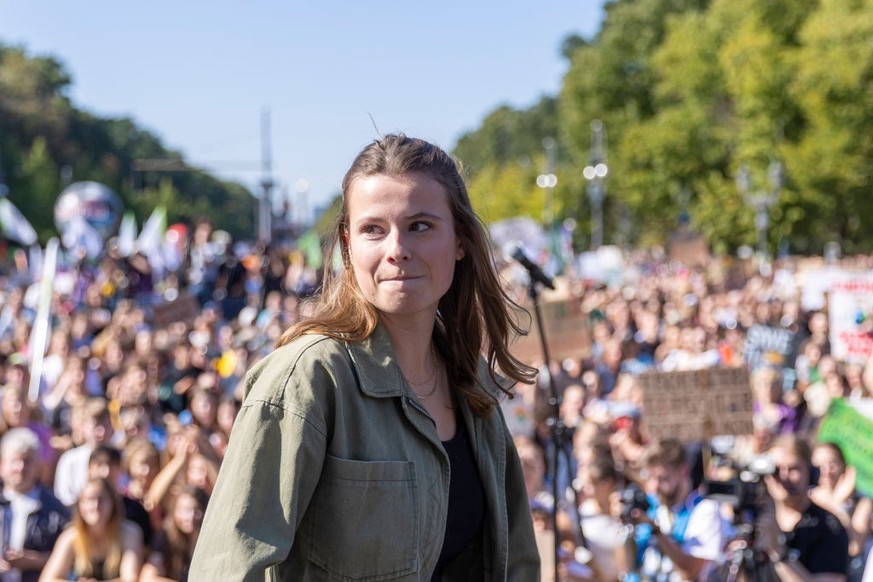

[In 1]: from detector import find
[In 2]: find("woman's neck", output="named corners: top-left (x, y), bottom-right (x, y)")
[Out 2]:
top-left (381, 315), bottom-right (437, 370)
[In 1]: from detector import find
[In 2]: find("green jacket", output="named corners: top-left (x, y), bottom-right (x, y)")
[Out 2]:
top-left (189, 324), bottom-right (540, 581)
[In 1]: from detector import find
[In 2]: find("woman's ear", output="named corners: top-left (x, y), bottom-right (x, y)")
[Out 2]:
top-left (340, 227), bottom-right (351, 265)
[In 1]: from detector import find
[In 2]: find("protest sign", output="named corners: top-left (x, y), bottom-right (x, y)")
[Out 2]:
top-left (508, 298), bottom-right (590, 366)
top-left (744, 325), bottom-right (795, 370)
top-left (817, 398), bottom-right (873, 498)
top-left (828, 274), bottom-right (873, 362)
top-left (639, 367), bottom-right (753, 443)
top-left (152, 293), bottom-right (200, 328)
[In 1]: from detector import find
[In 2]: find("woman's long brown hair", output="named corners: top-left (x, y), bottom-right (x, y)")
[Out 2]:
top-left (277, 134), bottom-right (536, 417)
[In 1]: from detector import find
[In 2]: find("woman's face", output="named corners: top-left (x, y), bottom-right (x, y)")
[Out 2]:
top-left (1, 391), bottom-right (27, 426)
top-left (186, 455), bottom-right (210, 490)
top-left (173, 493), bottom-right (204, 535)
top-left (345, 172), bottom-right (464, 321)
top-left (191, 392), bottom-right (217, 428)
top-left (78, 482), bottom-right (114, 527)
top-left (129, 450), bottom-right (158, 485)
top-left (812, 446), bottom-right (845, 489)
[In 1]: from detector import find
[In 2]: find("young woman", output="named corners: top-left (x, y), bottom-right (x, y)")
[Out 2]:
top-left (140, 486), bottom-right (208, 582)
top-left (39, 478), bottom-right (143, 582)
top-left (122, 438), bottom-right (163, 530)
top-left (810, 442), bottom-right (873, 574)
top-left (190, 134), bottom-right (540, 580)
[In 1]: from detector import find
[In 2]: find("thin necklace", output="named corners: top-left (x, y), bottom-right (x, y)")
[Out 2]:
top-left (404, 345), bottom-right (437, 386)
top-left (406, 346), bottom-right (440, 399)
top-left (415, 360), bottom-right (441, 399)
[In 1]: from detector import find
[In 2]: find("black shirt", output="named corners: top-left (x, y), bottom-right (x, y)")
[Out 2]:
top-left (431, 419), bottom-right (486, 581)
top-left (784, 501), bottom-right (849, 575)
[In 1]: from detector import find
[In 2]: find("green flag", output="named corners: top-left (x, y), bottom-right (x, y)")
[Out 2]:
top-left (818, 398), bottom-right (873, 498)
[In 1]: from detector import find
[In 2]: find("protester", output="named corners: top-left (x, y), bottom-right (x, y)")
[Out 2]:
top-left (760, 434), bottom-right (849, 580)
top-left (576, 455), bottom-right (623, 581)
top-left (809, 441), bottom-right (871, 579)
top-left (0, 427), bottom-right (69, 582)
top-left (53, 397), bottom-right (115, 507)
top-left (140, 485), bottom-right (208, 582)
top-left (622, 437), bottom-right (728, 581)
top-left (86, 445), bottom-right (154, 552)
top-left (122, 438), bottom-right (163, 530)
top-left (189, 134), bottom-right (540, 580)
top-left (39, 477), bottom-right (143, 582)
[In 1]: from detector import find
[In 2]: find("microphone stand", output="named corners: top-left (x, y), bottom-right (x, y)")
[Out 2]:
top-left (520, 271), bottom-right (588, 582)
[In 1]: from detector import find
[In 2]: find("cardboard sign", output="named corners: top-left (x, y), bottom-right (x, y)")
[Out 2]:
top-left (669, 231), bottom-right (710, 266)
top-left (152, 293), bottom-right (200, 328)
top-left (508, 298), bottom-right (590, 366)
top-left (818, 398), bottom-right (873, 498)
top-left (639, 367), bottom-right (753, 443)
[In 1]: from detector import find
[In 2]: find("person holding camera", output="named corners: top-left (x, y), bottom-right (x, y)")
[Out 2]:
top-left (620, 438), bottom-right (728, 581)
top-left (759, 434), bottom-right (849, 581)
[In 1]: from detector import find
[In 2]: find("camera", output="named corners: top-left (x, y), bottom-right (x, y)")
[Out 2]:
top-left (703, 455), bottom-right (774, 515)
top-left (618, 482), bottom-right (651, 524)
top-left (703, 455), bottom-right (783, 580)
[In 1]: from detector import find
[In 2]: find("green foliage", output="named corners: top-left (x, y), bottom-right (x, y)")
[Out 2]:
top-left (453, 98), bottom-right (563, 179)
top-left (455, 0), bottom-right (873, 254)
top-left (0, 42), bottom-right (256, 243)
top-left (15, 137), bottom-right (60, 243)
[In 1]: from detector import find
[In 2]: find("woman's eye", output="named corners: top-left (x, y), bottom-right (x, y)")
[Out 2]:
top-left (410, 221), bottom-right (431, 233)
top-left (360, 225), bottom-right (383, 236)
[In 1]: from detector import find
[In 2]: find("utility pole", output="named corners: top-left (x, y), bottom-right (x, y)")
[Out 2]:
top-left (583, 120), bottom-right (608, 250)
top-left (259, 107), bottom-right (274, 246)
top-left (736, 159), bottom-right (784, 270)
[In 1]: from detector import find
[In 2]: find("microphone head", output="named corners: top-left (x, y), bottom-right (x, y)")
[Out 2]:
top-left (508, 242), bottom-right (529, 263)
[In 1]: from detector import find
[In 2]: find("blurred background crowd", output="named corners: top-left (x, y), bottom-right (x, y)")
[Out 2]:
top-left (0, 220), bottom-right (871, 581)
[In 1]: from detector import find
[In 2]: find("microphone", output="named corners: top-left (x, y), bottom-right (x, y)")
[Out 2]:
top-left (509, 244), bottom-right (555, 290)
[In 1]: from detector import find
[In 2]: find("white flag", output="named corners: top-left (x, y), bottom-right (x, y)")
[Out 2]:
top-left (117, 211), bottom-right (138, 257)
top-left (0, 198), bottom-right (38, 246)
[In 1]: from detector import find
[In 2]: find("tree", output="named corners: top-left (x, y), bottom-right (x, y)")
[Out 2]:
top-left (15, 137), bottom-right (60, 243)
top-left (0, 42), bottom-right (257, 242)
top-left (785, 0), bottom-right (873, 252)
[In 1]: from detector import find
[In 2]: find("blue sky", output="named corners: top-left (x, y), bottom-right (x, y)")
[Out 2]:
top-left (1, 1), bottom-right (605, 224)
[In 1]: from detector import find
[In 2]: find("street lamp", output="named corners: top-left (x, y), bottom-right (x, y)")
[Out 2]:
top-left (736, 160), bottom-right (784, 263)
top-left (583, 120), bottom-right (608, 250)
top-left (537, 137), bottom-right (558, 228)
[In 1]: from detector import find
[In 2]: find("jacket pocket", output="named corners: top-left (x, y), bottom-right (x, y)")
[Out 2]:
top-left (306, 455), bottom-right (420, 580)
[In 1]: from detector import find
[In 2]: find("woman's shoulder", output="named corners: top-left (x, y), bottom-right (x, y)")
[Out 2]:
top-left (251, 334), bottom-right (351, 376)
top-left (243, 334), bottom-right (355, 401)
top-left (52, 525), bottom-right (77, 550)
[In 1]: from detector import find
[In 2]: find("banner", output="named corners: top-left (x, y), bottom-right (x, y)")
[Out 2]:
top-left (639, 367), bottom-right (753, 443)
top-left (828, 274), bottom-right (873, 362)
top-left (818, 398), bottom-right (873, 498)
top-left (744, 324), bottom-right (795, 370)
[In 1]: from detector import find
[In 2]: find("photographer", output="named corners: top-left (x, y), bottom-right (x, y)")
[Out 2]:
top-left (622, 438), bottom-right (728, 581)
top-left (759, 435), bottom-right (849, 581)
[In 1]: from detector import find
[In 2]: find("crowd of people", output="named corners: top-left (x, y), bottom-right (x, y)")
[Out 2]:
top-left (504, 251), bottom-right (873, 581)
top-left (0, 210), bottom-right (871, 580)
top-left (0, 217), bottom-right (318, 581)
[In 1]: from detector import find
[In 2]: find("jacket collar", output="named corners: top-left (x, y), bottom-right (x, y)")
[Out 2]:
top-left (345, 322), bottom-right (405, 398)
top-left (345, 321), bottom-right (508, 404)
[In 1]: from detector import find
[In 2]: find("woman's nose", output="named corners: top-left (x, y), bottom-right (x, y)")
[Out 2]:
top-left (386, 231), bottom-right (411, 262)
